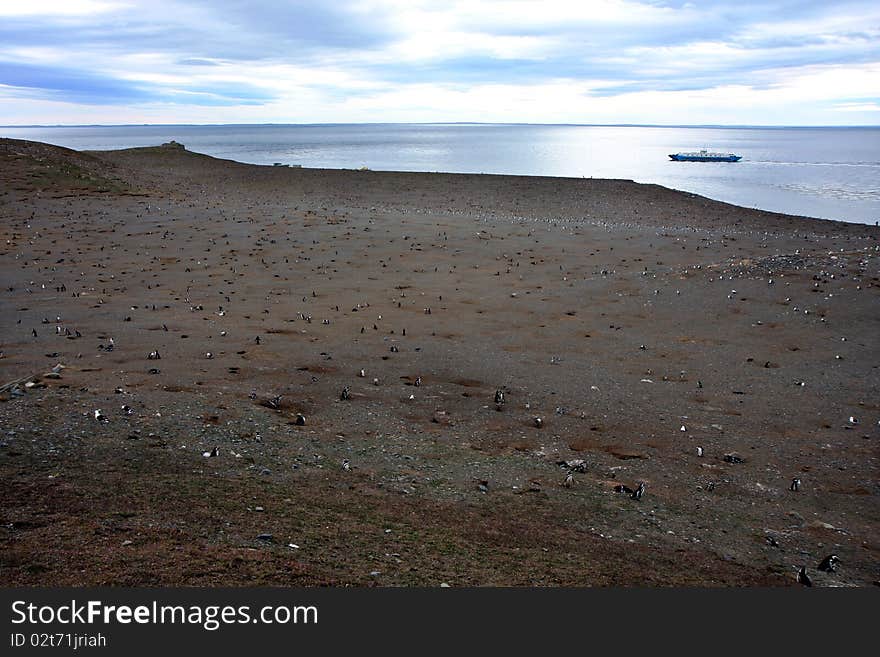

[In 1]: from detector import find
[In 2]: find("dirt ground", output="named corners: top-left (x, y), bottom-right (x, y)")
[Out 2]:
top-left (1, 137), bottom-right (877, 586)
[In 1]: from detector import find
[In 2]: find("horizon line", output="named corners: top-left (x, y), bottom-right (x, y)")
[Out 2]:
top-left (2, 121), bottom-right (879, 130)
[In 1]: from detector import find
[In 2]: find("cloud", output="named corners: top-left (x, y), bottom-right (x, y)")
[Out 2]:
top-left (176, 58), bottom-right (221, 66)
top-left (834, 101), bottom-right (880, 112)
top-left (0, 1), bottom-right (125, 17)
top-left (0, 0), bottom-right (878, 124)
top-left (0, 60), bottom-right (277, 107)
top-left (0, 61), bottom-right (154, 104)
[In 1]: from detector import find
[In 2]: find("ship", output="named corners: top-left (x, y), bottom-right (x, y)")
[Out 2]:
top-left (669, 149), bottom-right (741, 162)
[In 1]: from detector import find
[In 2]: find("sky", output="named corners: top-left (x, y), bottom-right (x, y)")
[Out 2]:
top-left (0, 0), bottom-right (878, 126)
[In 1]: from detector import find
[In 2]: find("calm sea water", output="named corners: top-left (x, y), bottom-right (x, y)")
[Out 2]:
top-left (2, 124), bottom-right (878, 224)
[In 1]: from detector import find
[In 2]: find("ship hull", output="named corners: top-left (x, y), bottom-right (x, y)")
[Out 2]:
top-left (669, 154), bottom-right (742, 162)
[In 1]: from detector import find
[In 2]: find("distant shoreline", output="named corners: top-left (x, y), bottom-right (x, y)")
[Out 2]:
top-left (3, 136), bottom-right (876, 229)
top-left (3, 122), bottom-right (879, 129)
top-left (3, 127), bottom-right (877, 224)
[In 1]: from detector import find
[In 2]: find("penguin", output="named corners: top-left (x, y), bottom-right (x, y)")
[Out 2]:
top-left (414, 376), bottom-right (421, 387)
top-left (340, 386), bottom-right (351, 400)
top-left (817, 554), bottom-right (839, 573)
top-left (696, 446), bottom-right (704, 457)
top-left (632, 482), bottom-right (645, 500)
top-left (797, 566), bottom-right (812, 587)
top-left (494, 389), bottom-right (505, 405)
top-left (790, 477), bottom-right (801, 492)
top-left (563, 471), bottom-right (574, 488)
top-left (295, 413), bottom-right (306, 426)
top-left (342, 459), bottom-right (351, 471)
top-left (534, 417), bottom-right (543, 428)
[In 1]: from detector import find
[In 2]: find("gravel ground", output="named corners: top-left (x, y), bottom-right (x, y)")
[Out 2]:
top-left (1, 138), bottom-right (877, 586)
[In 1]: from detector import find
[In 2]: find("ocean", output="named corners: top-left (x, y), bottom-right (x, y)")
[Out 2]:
top-left (2, 123), bottom-right (878, 225)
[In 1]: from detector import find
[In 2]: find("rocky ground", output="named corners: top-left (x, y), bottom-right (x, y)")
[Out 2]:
top-left (1, 138), bottom-right (877, 586)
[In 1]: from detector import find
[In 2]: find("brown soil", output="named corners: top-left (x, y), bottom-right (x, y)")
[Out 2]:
top-left (1, 138), bottom-right (877, 586)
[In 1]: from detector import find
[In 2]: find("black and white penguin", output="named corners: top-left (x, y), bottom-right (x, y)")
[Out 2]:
top-left (817, 554), bottom-right (839, 573)
top-left (797, 566), bottom-right (812, 587)
top-left (632, 482), bottom-right (645, 501)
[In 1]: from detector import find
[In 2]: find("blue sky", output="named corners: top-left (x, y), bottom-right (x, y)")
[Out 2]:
top-left (0, 0), bottom-right (878, 125)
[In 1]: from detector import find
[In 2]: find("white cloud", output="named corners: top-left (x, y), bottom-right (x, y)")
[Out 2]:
top-left (0, 1), bottom-right (878, 124)
top-left (0, 0), bottom-right (125, 17)
top-left (835, 102), bottom-right (880, 112)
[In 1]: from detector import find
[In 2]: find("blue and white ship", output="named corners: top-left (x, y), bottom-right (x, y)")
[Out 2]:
top-left (669, 149), bottom-right (742, 162)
